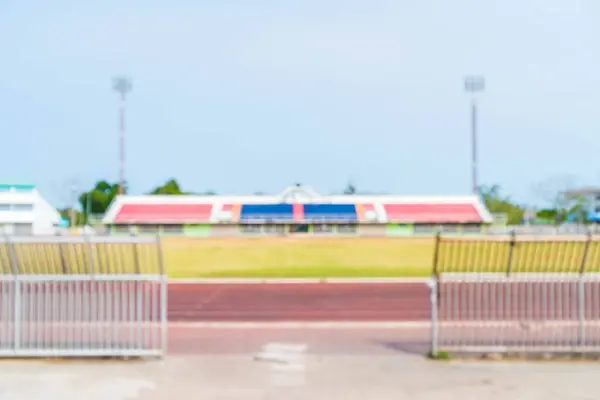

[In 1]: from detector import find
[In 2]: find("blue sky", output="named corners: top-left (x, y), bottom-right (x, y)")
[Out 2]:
top-left (1, 0), bottom-right (598, 207)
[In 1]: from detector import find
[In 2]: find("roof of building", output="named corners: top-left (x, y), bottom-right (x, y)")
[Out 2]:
top-left (563, 187), bottom-right (600, 199)
top-left (0, 184), bottom-right (36, 193)
top-left (103, 185), bottom-right (493, 225)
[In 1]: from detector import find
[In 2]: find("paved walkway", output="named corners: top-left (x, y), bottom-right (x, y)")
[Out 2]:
top-left (2, 338), bottom-right (598, 399)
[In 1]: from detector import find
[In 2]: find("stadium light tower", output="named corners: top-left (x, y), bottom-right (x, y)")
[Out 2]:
top-left (464, 75), bottom-right (485, 196)
top-left (112, 76), bottom-right (133, 195)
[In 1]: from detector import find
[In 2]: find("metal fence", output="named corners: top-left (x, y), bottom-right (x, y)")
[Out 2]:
top-left (0, 235), bottom-right (167, 358)
top-left (430, 233), bottom-right (600, 355)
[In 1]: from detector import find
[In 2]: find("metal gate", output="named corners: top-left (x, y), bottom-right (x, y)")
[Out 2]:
top-left (0, 235), bottom-right (167, 358)
top-left (430, 233), bottom-right (600, 355)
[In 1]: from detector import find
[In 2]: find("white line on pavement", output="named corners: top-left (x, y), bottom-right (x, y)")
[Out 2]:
top-left (168, 278), bottom-right (430, 284)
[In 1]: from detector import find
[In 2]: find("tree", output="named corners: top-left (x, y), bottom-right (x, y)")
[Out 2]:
top-left (478, 184), bottom-right (525, 225)
top-left (536, 208), bottom-right (560, 223)
top-left (343, 181), bottom-right (357, 195)
top-left (78, 180), bottom-right (123, 223)
top-left (532, 175), bottom-right (577, 223)
top-left (149, 179), bottom-right (216, 195)
top-left (58, 208), bottom-right (85, 226)
top-left (566, 195), bottom-right (590, 223)
top-left (149, 179), bottom-right (185, 195)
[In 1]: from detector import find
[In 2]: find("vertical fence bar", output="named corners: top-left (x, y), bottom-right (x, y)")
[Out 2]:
top-left (432, 231), bottom-right (441, 280)
top-left (84, 235), bottom-right (94, 351)
top-left (429, 277), bottom-right (438, 356)
top-left (578, 275), bottom-right (585, 349)
top-left (85, 234), bottom-right (95, 275)
top-left (578, 232), bottom-right (592, 348)
top-left (132, 233), bottom-right (143, 350)
top-left (56, 232), bottom-right (68, 274)
top-left (431, 232), bottom-right (442, 347)
top-left (7, 235), bottom-right (19, 275)
top-left (502, 232), bottom-right (516, 347)
top-left (7, 236), bottom-right (21, 352)
top-left (506, 230), bottom-right (517, 277)
top-left (157, 234), bottom-right (168, 355)
top-left (13, 278), bottom-right (21, 353)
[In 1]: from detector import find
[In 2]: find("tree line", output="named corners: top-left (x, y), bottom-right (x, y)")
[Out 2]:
top-left (59, 179), bottom-right (215, 225)
top-left (478, 184), bottom-right (589, 225)
top-left (58, 179), bottom-right (590, 226)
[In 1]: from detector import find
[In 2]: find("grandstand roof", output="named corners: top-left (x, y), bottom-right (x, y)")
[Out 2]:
top-left (102, 184), bottom-right (493, 225)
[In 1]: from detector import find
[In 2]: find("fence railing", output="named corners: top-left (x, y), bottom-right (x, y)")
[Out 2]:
top-left (0, 235), bottom-right (167, 358)
top-left (487, 224), bottom-right (600, 236)
top-left (430, 233), bottom-right (600, 356)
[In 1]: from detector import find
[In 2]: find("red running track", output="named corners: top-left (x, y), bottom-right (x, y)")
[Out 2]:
top-left (167, 282), bottom-right (430, 322)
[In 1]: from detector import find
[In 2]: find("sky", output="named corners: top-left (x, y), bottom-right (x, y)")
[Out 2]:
top-left (0, 0), bottom-right (599, 208)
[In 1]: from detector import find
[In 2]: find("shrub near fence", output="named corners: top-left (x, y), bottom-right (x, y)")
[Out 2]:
top-left (430, 233), bottom-right (600, 356)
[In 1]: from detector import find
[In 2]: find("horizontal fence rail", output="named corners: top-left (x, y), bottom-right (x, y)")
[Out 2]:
top-left (430, 233), bottom-right (600, 355)
top-left (0, 235), bottom-right (167, 358)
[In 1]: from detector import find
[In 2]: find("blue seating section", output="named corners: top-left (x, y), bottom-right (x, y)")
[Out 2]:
top-left (240, 204), bottom-right (294, 221)
top-left (303, 204), bottom-right (358, 222)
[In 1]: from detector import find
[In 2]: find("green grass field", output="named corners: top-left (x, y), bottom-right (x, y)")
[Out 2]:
top-left (162, 236), bottom-right (600, 278)
top-left (162, 237), bottom-right (436, 278)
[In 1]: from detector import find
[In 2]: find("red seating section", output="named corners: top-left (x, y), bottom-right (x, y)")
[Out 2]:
top-left (114, 204), bottom-right (213, 224)
top-left (220, 204), bottom-right (233, 212)
top-left (355, 204), bottom-right (375, 222)
top-left (293, 204), bottom-right (304, 223)
top-left (383, 204), bottom-right (482, 223)
top-left (112, 202), bottom-right (483, 224)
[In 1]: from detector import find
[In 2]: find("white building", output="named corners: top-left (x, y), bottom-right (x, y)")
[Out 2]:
top-left (0, 184), bottom-right (61, 235)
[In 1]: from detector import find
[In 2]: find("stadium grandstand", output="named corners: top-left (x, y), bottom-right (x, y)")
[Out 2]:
top-left (102, 184), bottom-right (493, 236)
top-left (0, 184), bottom-right (61, 235)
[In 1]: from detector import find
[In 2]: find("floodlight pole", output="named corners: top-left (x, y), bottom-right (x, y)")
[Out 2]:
top-left (112, 76), bottom-right (133, 195)
top-left (464, 75), bottom-right (485, 195)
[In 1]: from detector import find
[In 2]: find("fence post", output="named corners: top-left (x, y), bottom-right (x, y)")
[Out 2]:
top-left (131, 231), bottom-right (143, 349)
top-left (429, 231), bottom-right (442, 357)
top-left (131, 231), bottom-right (140, 275)
top-left (6, 235), bottom-right (21, 352)
top-left (506, 230), bottom-right (517, 277)
top-left (156, 233), bottom-right (165, 277)
top-left (156, 234), bottom-right (167, 355)
top-left (6, 234), bottom-right (19, 275)
top-left (503, 230), bottom-right (517, 325)
top-left (429, 277), bottom-right (439, 357)
top-left (578, 231), bottom-right (592, 347)
top-left (56, 231), bottom-right (68, 274)
top-left (432, 231), bottom-right (441, 279)
top-left (84, 231), bottom-right (95, 275)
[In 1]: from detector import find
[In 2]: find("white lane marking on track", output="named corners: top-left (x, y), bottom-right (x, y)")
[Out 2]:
top-left (169, 320), bottom-right (598, 329)
top-left (168, 278), bottom-right (430, 284)
top-left (169, 321), bottom-right (431, 329)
